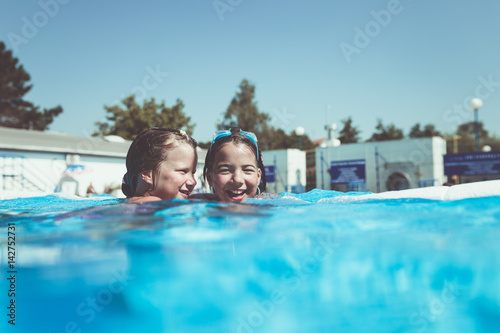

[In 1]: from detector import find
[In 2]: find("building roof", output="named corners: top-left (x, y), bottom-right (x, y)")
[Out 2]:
top-left (312, 138), bottom-right (327, 146)
top-left (0, 127), bottom-right (131, 158)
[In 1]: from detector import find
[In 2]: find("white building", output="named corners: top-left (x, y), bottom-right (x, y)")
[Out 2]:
top-left (262, 149), bottom-right (306, 193)
top-left (315, 137), bottom-right (447, 193)
top-left (0, 127), bottom-right (206, 199)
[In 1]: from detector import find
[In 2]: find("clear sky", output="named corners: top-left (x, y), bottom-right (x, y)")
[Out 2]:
top-left (1, 0), bottom-right (499, 143)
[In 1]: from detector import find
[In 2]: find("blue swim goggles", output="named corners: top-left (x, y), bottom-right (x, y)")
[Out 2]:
top-left (210, 128), bottom-right (259, 158)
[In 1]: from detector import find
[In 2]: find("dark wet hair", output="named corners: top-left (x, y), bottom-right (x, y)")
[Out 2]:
top-left (203, 133), bottom-right (266, 193)
top-left (122, 128), bottom-right (197, 197)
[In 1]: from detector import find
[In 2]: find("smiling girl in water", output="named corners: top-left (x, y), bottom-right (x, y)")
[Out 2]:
top-left (193, 128), bottom-right (266, 203)
top-left (122, 128), bottom-right (198, 203)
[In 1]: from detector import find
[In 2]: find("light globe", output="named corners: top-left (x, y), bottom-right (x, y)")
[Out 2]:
top-left (295, 126), bottom-right (305, 136)
top-left (470, 98), bottom-right (483, 110)
top-left (482, 145), bottom-right (492, 152)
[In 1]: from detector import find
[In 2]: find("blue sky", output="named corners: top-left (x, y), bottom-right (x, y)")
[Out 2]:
top-left (1, 0), bottom-right (499, 143)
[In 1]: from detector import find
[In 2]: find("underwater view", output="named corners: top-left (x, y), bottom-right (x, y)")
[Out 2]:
top-left (1, 189), bottom-right (500, 333)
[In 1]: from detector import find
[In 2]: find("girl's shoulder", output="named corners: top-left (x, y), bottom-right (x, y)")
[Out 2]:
top-left (127, 195), bottom-right (163, 203)
top-left (189, 193), bottom-right (218, 201)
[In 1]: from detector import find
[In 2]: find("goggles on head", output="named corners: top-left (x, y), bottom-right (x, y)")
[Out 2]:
top-left (209, 128), bottom-right (259, 159)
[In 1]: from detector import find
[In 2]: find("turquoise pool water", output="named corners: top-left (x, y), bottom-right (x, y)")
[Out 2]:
top-left (1, 190), bottom-right (500, 332)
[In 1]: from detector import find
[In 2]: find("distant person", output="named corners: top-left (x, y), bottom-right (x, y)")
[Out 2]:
top-left (122, 128), bottom-right (198, 203)
top-left (191, 128), bottom-right (266, 202)
top-left (86, 183), bottom-right (96, 196)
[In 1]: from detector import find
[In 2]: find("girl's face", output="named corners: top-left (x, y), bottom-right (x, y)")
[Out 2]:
top-left (209, 142), bottom-right (261, 203)
top-left (142, 143), bottom-right (197, 199)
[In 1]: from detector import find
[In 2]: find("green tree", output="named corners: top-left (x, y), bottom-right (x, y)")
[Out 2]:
top-left (268, 128), bottom-right (314, 150)
top-left (93, 94), bottom-right (195, 140)
top-left (0, 41), bottom-right (62, 130)
top-left (367, 119), bottom-right (404, 142)
top-left (218, 79), bottom-right (270, 132)
top-left (409, 123), bottom-right (442, 138)
top-left (453, 121), bottom-right (490, 153)
top-left (218, 79), bottom-right (277, 150)
top-left (338, 117), bottom-right (360, 143)
top-left (456, 121), bottom-right (489, 140)
top-left (218, 79), bottom-right (315, 151)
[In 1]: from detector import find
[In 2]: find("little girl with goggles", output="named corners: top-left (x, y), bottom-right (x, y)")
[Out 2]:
top-left (193, 128), bottom-right (266, 203)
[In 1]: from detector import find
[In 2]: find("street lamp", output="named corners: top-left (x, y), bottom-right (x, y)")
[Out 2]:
top-left (295, 126), bottom-right (305, 150)
top-left (324, 105), bottom-right (331, 138)
top-left (470, 98), bottom-right (483, 152)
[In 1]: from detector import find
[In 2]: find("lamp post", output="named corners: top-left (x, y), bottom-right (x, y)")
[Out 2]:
top-left (324, 105), bottom-right (331, 139)
top-left (295, 126), bottom-right (305, 150)
top-left (470, 98), bottom-right (483, 152)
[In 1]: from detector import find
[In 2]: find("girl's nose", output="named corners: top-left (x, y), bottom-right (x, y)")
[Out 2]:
top-left (186, 174), bottom-right (197, 187)
top-left (232, 170), bottom-right (244, 184)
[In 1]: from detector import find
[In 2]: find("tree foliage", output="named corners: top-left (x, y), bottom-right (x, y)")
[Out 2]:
top-left (452, 121), bottom-right (492, 153)
top-left (268, 128), bottom-right (314, 150)
top-left (218, 79), bottom-right (313, 151)
top-left (338, 117), bottom-right (360, 144)
top-left (456, 121), bottom-right (489, 141)
top-left (93, 94), bottom-right (195, 141)
top-left (218, 79), bottom-right (275, 150)
top-left (409, 123), bottom-right (442, 138)
top-left (0, 41), bottom-right (62, 130)
top-left (367, 119), bottom-right (404, 142)
top-left (219, 79), bottom-right (270, 132)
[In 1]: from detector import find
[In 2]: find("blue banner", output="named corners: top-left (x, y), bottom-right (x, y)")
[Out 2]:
top-left (264, 165), bottom-right (276, 183)
top-left (444, 151), bottom-right (500, 176)
top-left (330, 159), bottom-right (366, 184)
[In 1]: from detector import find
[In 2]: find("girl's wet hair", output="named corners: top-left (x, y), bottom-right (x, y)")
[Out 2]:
top-left (122, 128), bottom-right (197, 197)
top-left (203, 133), bottom-right (266, 193)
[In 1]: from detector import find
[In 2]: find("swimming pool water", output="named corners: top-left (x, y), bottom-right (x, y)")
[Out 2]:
top-left (1, 190), bottom-right (500, 332)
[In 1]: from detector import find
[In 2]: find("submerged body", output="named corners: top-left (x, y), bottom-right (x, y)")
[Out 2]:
top-left (2, 186), bottom-right (500, 333)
